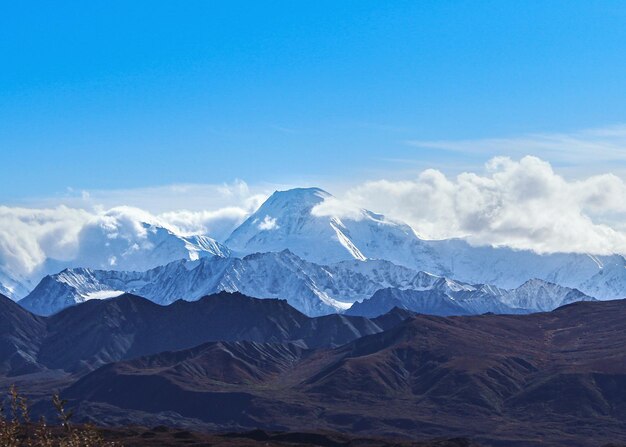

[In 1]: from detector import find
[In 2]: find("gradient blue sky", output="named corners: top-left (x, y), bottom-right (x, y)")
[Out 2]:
top-left (2, 1), bottom-right (626, 203)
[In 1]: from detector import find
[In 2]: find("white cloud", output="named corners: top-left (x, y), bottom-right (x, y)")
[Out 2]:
top-left (158, 207), bottom-right (250, 241)
top-left (311, 196), bottom-right (367, 221)
top-left (3, 157), bottom-right (626, 290)
top-left (0, 206), bottom-right (91, 276)
top-left (257, 215), bottom-right (279, 231)
top-left (37, 180), bottom-right (270, 244)
top-left (0, 181), bottom-right (269, 281)
top-left (321, 156), bottom-right (626, 255)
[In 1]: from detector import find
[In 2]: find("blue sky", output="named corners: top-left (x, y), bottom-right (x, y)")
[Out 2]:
top-left (2, 0), bottom-right (626, 203)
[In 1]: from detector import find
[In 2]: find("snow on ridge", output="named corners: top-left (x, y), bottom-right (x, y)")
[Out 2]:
top-left (82, 290), bottom-right (125, 301)
top-left (6, 186), bottom-right (626, 309)
top-left (18, 249), bottom-right (598, 319)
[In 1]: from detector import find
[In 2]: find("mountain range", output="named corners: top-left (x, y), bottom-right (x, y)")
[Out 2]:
top-left (18, 251), bottom-right (595, 317)
top-left (345, 278), bottom-right (593, 317)
top-left (2, 186), bottom-right (625, 447)
top-left (2, 290), bottom-right (624, 447)
top-left (0, 291), bottom-right (414, 375)
top-left (3, 187), bottom-right (626, 317)
top-left (0, 217), bottom-right (229, 302)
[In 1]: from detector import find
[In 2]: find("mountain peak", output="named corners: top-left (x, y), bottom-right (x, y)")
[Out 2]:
top-left (263, 187), bottom-right (332, 210)
top-left (516, 278), bottom-right (557, 290)
top-left (225, 187), bottom-right (346, 262)
top-left (225, 186), bottom-right (439, 268)
top-left (274, 187), bottom-right (331, 197)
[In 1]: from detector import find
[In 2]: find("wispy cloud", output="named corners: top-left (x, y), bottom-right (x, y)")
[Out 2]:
top-left (19, 180), bottom-right (283, 215)
top-left (408, 124), bottom-right (626, 168)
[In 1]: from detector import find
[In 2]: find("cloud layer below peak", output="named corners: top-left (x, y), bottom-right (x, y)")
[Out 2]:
top-left (2, 156), bottom-right (626, 287)
top-left (0, 181), bottom-right (270, 279)
top-left (317, 156), bottom-right (626, 255)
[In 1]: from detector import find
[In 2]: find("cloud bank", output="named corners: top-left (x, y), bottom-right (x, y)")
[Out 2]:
top-left (2, 157), bottom-right (626, 288)
top-left (315, 156), bottom-right (626, 255)
top-left (0, 181), bottom-right (269, 279)
top-left (0, 206), bottom-right (91, 278)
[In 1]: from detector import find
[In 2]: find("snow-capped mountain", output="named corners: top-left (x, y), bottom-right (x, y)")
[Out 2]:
top-left (0, 218), bottom-right (229, 301)
top-left (225, 188), bottom-right (444, 272)
top-left (71, 220), bottom-right (229, 272)
top-left (21, 250), bottom-right (377, 316)
top-left (425, 239), bottom-right (626, 299)
top-left (498, 278), bottom-right (593, 311)
top-left (346, 278), bottom-right (595, 318)
top-left (23, 251), bottom-right (451, 316)
top-left (18, 268), bottom-right (128, 316)
top-left (19, 250), bottom-right (595, 318)
top-left (6, 187), bottom-right (626, 305)
top-left (225, 187), bottom-right (626, 300)
top-left (0, 270), bottom-right (33, 301)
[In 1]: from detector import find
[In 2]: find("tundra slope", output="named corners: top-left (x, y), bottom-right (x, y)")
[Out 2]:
top-left (0, 291), bottom-right (413, 374)
top-left (64, 299), bottom-right (626, 447)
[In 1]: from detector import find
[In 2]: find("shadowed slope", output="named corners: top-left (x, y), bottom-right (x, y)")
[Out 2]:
top-left (64, 299), bottom-right (626, 447)
top-left (0, 293), bottom-right (46, 375)
top-left (14, 291), bottom-right (410, 373)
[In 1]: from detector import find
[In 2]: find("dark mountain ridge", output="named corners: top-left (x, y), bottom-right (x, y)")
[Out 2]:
top-left (64, 299), bottom-right (626, 447)
top-left (0, 291), bottom-right (413, 374)
top-left (3, 290), bottom-right (626, 445)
